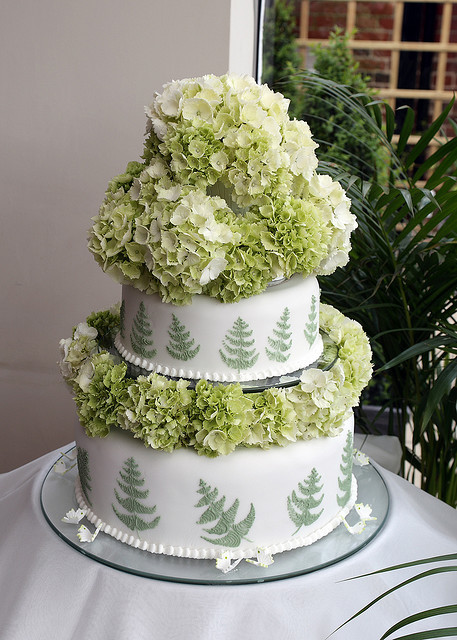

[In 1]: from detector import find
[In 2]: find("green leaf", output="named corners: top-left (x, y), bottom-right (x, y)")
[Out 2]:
top-left (380, 607), bottom-right (457, 640)
top-left (384, 629), bottom-right (457, 640)
top-left (396, 106), bottom-right (415, 156)
top-left (341, 554), bottom-right (457, 580)
top-left (377, 337), bottom-right (456, 372)
top-left (404, 98), bottom-right (455, 169)
top-left (414, 137), bottom-right (457, 186)
top-left (332, 565), bottom-right (457, 634)
top-left (384, 103), bottom-right (396, 142)
top-left (420, 358), bottom-right (457, 433)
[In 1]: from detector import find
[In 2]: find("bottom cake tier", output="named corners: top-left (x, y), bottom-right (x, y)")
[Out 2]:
top-left (73, 415), bottom-right (357, 561)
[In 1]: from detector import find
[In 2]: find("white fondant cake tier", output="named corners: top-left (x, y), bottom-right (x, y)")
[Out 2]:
top-left (115, 275), bottom-right (323, 382)
top-left (74, 416), bottom-right (356, 560)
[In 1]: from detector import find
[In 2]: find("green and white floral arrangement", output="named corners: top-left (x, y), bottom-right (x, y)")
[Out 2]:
top-left (88, 74), bottom-right (356, 305)
top-left (59, 305), bottom-right (372, 457)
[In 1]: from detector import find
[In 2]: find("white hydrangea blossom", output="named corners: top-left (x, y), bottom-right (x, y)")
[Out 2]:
top-left (89, 73), bottom-right (357, 304)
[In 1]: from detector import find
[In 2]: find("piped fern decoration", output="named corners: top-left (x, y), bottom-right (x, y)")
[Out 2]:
top-left (130, 301), bottom-right (156, 358)
top-left (287, 467), bottom-right (324, 534)
top-left (119, 299), bottom-right (125, 339)
top-left (195, 479), bottom-right (255, 547)
top-left (337, 430), bottom-right (354, 507)
top-left (77, 447), bottom-right (92, 507)
top-left (219, 317), bottom-right (259, 372)
top-left (166, 314), bottom-right (200, 361)
top-left (112, 457), bottom-right (160, 533)
top-left (266, 307), bottom-right (292, 362)
top-left (304, 295), bottom-right (318, 346)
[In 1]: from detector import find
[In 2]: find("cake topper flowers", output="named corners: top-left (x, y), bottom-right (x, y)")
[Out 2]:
top-left (88, 74), bottom-right (356, 305)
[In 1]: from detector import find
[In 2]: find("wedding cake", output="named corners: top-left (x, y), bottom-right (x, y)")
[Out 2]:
top-left (60, 74), bottom-right (372, 565)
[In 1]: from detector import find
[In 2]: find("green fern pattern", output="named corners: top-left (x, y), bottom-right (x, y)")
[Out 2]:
top-left (77, 446), bottom-right (92, 507)
top-left (119, 299), bottom-right (126, 339)
top-left (130, 301), bottom-right (157, 358)
top-left (195, 479), bottom-right (255, 547)
top-left (337, 431), bottom-right (354, 507)
top-left (219, 317), bottom-right (259, 372)
top-left (166, 314), bottom-right (200, 360)
top-left (112, 457), bottom-right (160, 533)
top-left (265, 306), bottom-right (292, 362)
top-left (287, 467), bottom-right (324, 534)
top-left (304, 295), bottom-right (318, 346)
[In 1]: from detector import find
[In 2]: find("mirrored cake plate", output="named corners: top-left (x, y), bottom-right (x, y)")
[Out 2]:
top-left (41, 447), bottom-right (389, 585)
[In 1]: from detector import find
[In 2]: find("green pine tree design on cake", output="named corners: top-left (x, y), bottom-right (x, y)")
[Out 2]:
top-left (219, 317), bottom-right (259, 372)
top-left (112, 457), bottom-right (160, 533)
top-left (195, 479), bottom-right (255, 547)
top-left (130, 301), bottom-right (157, 358)
top-left (265, 307), bottom-right (292, 362)
top-left (77, 447), bottom-right (92, 507)
top-left (287, 467), bottom-right (324, 534)
top-left (337, 431), bottom-right (354, 507)
top-left (304, 295), bottom-right (318, 346)
top-left (166, 314), bottom-right (200, 361)
top-left (119, 299), bottom-right (126, 339)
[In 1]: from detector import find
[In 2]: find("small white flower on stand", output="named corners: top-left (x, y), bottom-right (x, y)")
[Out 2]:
top-left (53, 450), bottom-right (78, 475)
top-left (342, 519), bottom-right (367, 535)
top-left (353, 449), bottom-right (370, 466)
top-left (53, 459), bottom-right (68, 475)
top-left (62, 508), bottom-right (87, 524)
top-left (215, 552), bottom-right (243, 574)
top-left (342, 502), bottom-right (377, 535)
top-left (77, 523), bottom-right (102, 543)
top-left (246, 548), bottom-right (275, 568)
top-left (354, 503), bottom-right (377, 522)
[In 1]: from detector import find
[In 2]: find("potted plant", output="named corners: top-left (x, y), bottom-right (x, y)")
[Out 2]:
top-left (292, 72), bottom-right (457, 507)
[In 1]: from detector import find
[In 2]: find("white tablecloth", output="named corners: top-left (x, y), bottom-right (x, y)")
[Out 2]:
top-left (1, 443), bottom-right (456, 640)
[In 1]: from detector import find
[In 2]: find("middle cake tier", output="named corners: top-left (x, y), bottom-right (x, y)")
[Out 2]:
top-left (115, 275), bottom-right (323, 382)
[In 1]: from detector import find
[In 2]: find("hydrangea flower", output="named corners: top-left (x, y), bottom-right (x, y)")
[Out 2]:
top-left (88, 74), bottom-right (357, 304)
top-left (59, 307), bottom-right (372, 456)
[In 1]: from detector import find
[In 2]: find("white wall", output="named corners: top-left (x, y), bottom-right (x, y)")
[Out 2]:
top-left (1, 0), bottom-right (256, 471)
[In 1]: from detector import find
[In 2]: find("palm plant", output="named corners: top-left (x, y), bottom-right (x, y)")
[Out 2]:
top-left (331, 553), bottom-right (457, 638)
top-left (293, 73), bottom-right (457, 506)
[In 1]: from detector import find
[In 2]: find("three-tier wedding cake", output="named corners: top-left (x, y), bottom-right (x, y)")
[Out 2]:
top-left (60, 73), bottom-right (372, 563)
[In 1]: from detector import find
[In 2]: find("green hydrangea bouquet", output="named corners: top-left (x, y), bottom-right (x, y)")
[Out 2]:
top-left (88, 74), bottom-right (356, 305)
top-left (59, 304), bottom-right (372, 456)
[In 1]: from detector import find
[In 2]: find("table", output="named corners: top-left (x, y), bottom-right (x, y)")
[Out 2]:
top-left (1, 443), bottom-right (456, 640)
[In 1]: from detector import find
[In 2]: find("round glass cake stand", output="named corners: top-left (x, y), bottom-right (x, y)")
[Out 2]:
top-left (40, 448), bottom-right (389, 585)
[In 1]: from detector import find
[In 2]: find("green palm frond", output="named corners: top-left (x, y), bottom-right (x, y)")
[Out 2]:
top-left (290, 73), bottom-right (457, 506)
top-left (329, 555), bottom-right (457, 638)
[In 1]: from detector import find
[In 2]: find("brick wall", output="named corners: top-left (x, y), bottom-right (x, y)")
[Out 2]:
top-left (304, 1), bottom-right (457, 129)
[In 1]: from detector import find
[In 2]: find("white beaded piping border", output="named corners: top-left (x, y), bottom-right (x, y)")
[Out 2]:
top-left (113, 333), bottom-right (324, 383)
top-left (75, 475), bottom-right (357, 561)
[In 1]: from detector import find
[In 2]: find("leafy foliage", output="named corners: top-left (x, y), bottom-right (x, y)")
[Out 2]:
top-left (300, 75), bottom-right (457, 505)
top-left (261, 0), bottom-right (304, 118)
top-left (298, 29), bottom-right (387, 180)
top-left (86, 308), bottom-right (119, 350)
top-left (331, 554), bottom-right (457, 639)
